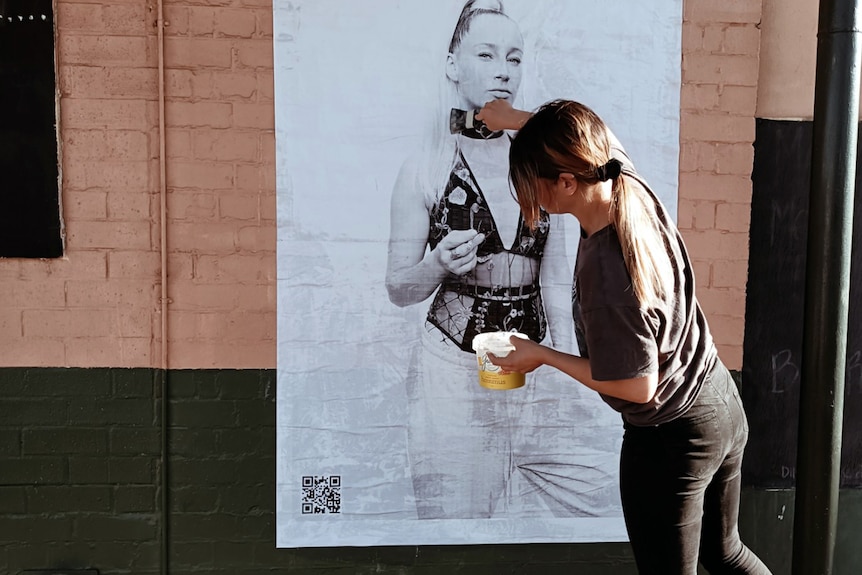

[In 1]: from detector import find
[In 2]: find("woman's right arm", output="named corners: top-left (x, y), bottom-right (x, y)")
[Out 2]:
top-left (489, 338), bottom-right (659, 404)
top-left (385, 156), bottom-right (485, 307)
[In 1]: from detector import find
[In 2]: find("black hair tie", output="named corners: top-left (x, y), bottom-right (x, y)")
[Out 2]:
top-left (595, 158), bottom-right (622, 182)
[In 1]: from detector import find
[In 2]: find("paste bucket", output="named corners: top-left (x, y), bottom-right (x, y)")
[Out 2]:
top-left (471, 331), bottom-right (529, 390)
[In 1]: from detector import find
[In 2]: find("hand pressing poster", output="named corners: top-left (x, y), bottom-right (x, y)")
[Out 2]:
top-left (274, 0), bottom-right (682, 547)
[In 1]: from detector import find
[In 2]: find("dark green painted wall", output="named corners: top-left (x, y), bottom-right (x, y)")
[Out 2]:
top-left (0, 367), bottom-right (858, 574)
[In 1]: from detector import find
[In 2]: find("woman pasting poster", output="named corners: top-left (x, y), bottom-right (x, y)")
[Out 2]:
top-left (274, 0), bottom-right (682, 547)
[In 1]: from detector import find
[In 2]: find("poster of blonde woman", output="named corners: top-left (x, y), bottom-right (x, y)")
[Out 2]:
top-left (275, 0), bottom-right (682, 547)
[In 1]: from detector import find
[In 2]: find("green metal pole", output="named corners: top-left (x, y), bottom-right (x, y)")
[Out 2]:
top-left (792, 0), bottom-right (861, 573)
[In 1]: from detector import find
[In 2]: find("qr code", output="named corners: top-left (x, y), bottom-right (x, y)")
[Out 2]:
top-left (301, 475), bottom-right (341, 514)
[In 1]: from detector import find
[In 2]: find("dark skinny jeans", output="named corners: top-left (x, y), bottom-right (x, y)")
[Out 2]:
top-left (619, 360), bottom-right (773, 574)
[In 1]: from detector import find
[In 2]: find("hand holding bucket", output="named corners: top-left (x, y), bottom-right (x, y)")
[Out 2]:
top-left (471, 331), bottom-right (529, 390)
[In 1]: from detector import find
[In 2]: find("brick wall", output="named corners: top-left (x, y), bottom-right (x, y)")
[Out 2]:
top-left (0, 0), bottom-right (759, 372)
top-left (678, 0), bottom-right (762, 368)
top-left (0, 369), bottom-right (161, 574)
top-left (0, 0), bottom-right (276, 370)
top-left (2, 0), bottom-right (818, 574)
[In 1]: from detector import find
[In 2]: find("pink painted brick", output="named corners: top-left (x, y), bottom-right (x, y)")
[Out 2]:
top-left (58, 35), bottom-right (151, 67)
top-left (117, 306), bottom-right (155, 338)
top-left (21, 251), bottom-right (108, 281)
top-left (680, 141), bottom-right (719, 173)
top-left (169, 223), bottom-right (237, 252)
top-left (682, 22), bottom-right (704, 54)
top-left (212, 72), bottom-right (258, 99)
top-left (714, 142), bottom-right (754, 175)
top-left (698, 287), bottom-right (746, 316)
top-left (168, 253), bottom-right (195, 281)
top-left (166, 339), bottom-right (274, 369)
top-left (677, 200), bottom-right (695, 230)
top-left (0, 261), bottom-right (21, 280)
top-left (62, 99), bottom-right (150, 130)
top-left (236, 225), bottom-right (276, 253)
top-left (703, 312), bottom-right (745, 346)
top-left (188, 6), bottom-right (217, 36)
top-left (257, 70), bottom-right (274, 102)
top-left (214, 9), bottom-right (257, 38)
top-left (165, 69), bottom-right (195, 98)
top-left (107, 191), bottom-right (152, 220)
top-left (0, 338), bottom-right (66, 367)
top-left (219, 193), bottom-right (261, 221)
top-left (679, 173), bottom-right (752, 203)
top-left (198, 311), bottom-right (275, 341)
top-left (62, 130), bottom-right (150, 162)
top-left (64, 337), bottom-right (123, 366)
top-left (64, 191), bottom-right (108, 220)
top-left (117, 337), bottom-right (154, 367)
top-left (166, 130), bottom-right (192, 159)
top-left (683, 230), bottom-right (750, 260)
top-left (167, 311), bottom-right (204, 341)
top-left (167, 161), bottom-right (234, 189)
top-left (58, 3), bottom-right (149, 35)
top-left (716, 202), bottom-right (753, 233)
top-left (66, 221), bottom-right (152, 250)
top-left (167, 191), bottom-right (218, 220)
top-left (164, 37), bottom-right (232, 69)
top-left (236, 165), bottom-right (276, 193)
top-left (2, 283), bottom-right (67, 308)
top-left (59, 66), bottom-right (157, 99)
top-left (0, 310), bottom-right (22, 338)
top-left (169, 283), bottom-right (239, 311)
top-left (193, 130), bottom-right (259, 162)
top-left (233, 103), bottom-right (273, 129)
top-left (723, 24), bottom-right (761, 55)
top-left (256, 7), bottom-right (273, 38)
top-left (713, 261), bottom-right (750, 288)
top-left (234, 285), bottom-right (276, 312)
top-left (703, 25), bottom-right (724, 53)
top-left (62, 161), bottom-right (151, 192)
top-left (64, 280), bottom-right (153, 308)
top-left (23, 309), bottom-right (116, 338)
top-left (233, 39), bottom-right (273, 68)
top-left (682, 53), bottom-right (759, 86)
top-left (681, 112), bottom-right (756, 143)
top-left (259, 134), bottom-right (275, 164)
top-left (238, 0), bottom-right (273, 7)
top-left (193, 253), bottom-right (274, 283)
top-left (685, 0), bottom-right (762, 25)
top-left (165, 102), bottom-right (232, 128)
top-left (680, 83), bottom-right (720, 112)
top-left (692, 201), bottom-right (717, 230)
top-left (718, 85), bottom-right (758, 115)
top-left (163, 6), bottom-right (189, 36)
top-left (108, 251), bottom-right (160, 279)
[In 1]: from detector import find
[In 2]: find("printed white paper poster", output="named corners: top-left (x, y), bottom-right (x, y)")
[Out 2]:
top-left (274, 0), bottom-right (682, 547)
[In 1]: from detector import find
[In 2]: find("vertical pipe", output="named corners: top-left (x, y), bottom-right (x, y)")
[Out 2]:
top-left (792, 0), bottom-right (861, 573)
top-left (155, 0), bottom-right (169, 573)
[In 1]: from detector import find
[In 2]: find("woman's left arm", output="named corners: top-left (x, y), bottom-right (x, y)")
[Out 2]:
top-left (540, 214), bottom-right (575, 353)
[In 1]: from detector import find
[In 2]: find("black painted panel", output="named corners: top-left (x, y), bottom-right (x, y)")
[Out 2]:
top-left (742, 118), bottom-right (862, 488)
top-left (0, 0), bottom-right (62, 258)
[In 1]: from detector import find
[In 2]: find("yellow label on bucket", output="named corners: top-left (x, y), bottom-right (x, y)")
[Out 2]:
top-left (477, 355), bottom-right (525, 390)
top-left (472, 331), bottom-right (529, 390)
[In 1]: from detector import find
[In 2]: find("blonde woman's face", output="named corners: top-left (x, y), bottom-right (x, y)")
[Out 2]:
top-left (447, 13), bottom-right (524, 110)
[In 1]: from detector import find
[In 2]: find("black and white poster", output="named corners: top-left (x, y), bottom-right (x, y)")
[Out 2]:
top-left (275, 0), bottom-right (682, 547)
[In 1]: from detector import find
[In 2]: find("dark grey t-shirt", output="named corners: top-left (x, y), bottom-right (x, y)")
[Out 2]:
top-left (572, 158), bottom-right (717, 426)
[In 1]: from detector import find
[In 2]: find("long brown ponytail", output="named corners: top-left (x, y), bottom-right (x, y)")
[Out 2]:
top-left (509, 100), bottom-right (672, 307)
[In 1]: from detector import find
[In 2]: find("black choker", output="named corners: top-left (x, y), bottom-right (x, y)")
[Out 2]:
top-left (449, 108), bottom-right (504, 139)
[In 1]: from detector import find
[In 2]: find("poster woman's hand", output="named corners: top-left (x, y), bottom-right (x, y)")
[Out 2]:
top-left (488, 336), bottom-right (549, 375)
top-left (476, 99), bottom-right (532, 132)
top-left (434, 230), bottom-right (486, 276)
